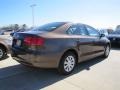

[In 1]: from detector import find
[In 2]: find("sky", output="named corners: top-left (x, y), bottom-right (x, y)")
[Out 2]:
top-left (0, 0), bottom-right (120, 29)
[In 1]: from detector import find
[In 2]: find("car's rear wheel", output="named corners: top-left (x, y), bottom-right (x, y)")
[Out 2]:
top-left (0, 47), bottom-right (6, 60)
top-left (103, 45), bottom-right (110, 58)
top-left (58, 52), bottom-right (77, 75)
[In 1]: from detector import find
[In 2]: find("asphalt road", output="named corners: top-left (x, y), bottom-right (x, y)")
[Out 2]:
top-left (0, 47), bottom-right (120, 90)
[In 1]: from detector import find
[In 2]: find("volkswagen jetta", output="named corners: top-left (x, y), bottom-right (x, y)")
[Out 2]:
top-left (11, 22), bottom-right (110, 75)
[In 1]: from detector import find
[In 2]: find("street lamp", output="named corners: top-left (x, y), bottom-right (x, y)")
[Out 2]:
top-left (30, 4), bottom-right (36, 27)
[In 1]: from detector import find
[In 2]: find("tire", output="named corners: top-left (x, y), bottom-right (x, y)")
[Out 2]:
top-left (103, 45), bottom-right (110, 58)
top-left (0, 47), bottom-right (6, 60)
top-left (58, 52), bottom-right (77, 75)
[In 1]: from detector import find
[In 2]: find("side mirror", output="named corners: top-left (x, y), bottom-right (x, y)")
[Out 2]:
top-left (100, 34), bottom-right (105, 37)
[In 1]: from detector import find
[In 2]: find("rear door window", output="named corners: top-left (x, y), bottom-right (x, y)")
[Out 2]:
top-left (78, 24), bottom-right (88, 35)
top-left (67, 24), bottom-right (88, 35)
top-left (67, 25), bottom-right (80, 35)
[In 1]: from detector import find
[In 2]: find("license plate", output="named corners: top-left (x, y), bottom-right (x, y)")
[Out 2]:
top-left (16, 40), bottom-right (21, 46)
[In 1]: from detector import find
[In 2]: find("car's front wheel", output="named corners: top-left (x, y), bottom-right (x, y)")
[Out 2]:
top-left (103, 45), bottom-right (110, 58)
top-left (58, 52), bottom-right (77, 75)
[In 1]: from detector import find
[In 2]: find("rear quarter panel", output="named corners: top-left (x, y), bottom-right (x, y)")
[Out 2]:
top-left (43, 36), bottom-right (78, 66)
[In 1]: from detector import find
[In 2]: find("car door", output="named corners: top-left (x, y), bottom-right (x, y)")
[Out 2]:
top-left (67, 24), bottom-right (96, 62)
top-left (85, 25), bottom-right (105, 57)
top-left (76, 24), bottom-right (98, 61)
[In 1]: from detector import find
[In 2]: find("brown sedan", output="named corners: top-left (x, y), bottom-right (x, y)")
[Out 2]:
top-left (11, 22), bottom-right (110, 75)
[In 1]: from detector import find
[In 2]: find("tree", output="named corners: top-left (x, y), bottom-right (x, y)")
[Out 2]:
top-left (14, 24), bottom-right (19, 31)
top-left (0, 24), bottom-right (29, 32)
top-left (21, 24), bottom-right (27, 30)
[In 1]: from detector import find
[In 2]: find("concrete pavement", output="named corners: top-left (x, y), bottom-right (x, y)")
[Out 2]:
top-left (0, 47), bottom-right (120, 90)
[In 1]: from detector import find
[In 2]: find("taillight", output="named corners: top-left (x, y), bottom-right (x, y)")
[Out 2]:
top-left (24, 36), bottom-right (45, 46)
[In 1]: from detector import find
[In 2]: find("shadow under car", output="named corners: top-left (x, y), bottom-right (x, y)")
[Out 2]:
top-left (0, 56), bottom-right (105, 90)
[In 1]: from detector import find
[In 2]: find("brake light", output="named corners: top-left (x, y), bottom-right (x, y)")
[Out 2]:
top-left (24, 36), bottom-right (45, 46)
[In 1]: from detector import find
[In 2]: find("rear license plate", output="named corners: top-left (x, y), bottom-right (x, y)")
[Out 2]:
top-left (16, 40), bottom-right (21, 46)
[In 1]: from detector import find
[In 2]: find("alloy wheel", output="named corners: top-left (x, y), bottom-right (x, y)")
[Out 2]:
top-left (64, 55), bottom-right (75, 72)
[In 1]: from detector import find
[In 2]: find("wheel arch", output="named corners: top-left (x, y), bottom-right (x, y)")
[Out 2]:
top-left (0, 43), bottom-right (7, 53)
top-left (107, 42), bottom-right (111, 48)
top-left (59, 49), bottom-right (79, 65)
top-left (105, 42), bottom-right (111, 50)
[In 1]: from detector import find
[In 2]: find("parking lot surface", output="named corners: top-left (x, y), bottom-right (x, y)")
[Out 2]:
top-left (0, 47), bottom-right (120, 90)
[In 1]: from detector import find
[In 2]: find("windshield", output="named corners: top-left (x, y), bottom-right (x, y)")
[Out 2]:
top-left (111, 30), bottom-right (120, 34)
top-left (32, 22), bottom-right (66, 32)
top-left (100, 29), bottom-right (108, 35)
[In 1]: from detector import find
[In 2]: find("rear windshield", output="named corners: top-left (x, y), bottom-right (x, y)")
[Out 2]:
top-left (32, 22), bottom-right (66, 32)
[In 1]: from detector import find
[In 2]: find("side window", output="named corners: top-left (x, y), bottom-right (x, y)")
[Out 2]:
top-left (86, 25), bottom-right (100, 36)
top-left (67, 25), bottom-right (81, 35)
top-left (78, 25), bottom-right (88, 35)
top-left (67, 24), bottom-right (88, 35)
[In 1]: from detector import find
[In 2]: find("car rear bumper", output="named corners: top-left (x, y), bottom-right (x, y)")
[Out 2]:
top-left (11, 48), bottom-right (61, 68)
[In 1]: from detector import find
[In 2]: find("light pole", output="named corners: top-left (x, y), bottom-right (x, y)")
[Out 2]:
top-left (30, 4), bottom-right (36, 27)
